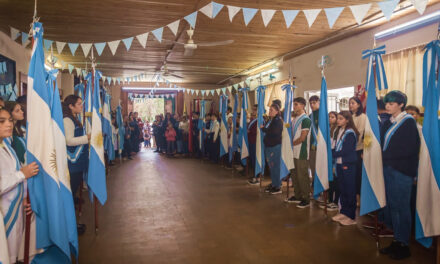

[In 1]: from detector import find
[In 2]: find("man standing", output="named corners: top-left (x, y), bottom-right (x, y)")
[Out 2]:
top-left (286, 97), bottom-right (312, 208)
top-left (192, 112), bottom-right (200, 157)
top-left (247, 105), bottom-right (258, 183)
top-left (308, 95), bottom-right (320, 191)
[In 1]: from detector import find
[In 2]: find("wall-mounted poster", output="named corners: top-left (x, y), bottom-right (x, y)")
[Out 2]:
top-left (0, 54), bottom-right (17, 100)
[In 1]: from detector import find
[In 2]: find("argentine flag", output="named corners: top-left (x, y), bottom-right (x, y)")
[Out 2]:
top-left (102, 92), bottom-right (115, 161)
top-left (87, 70), bottom-right (107, 205)
top-left (0, 209), bottom-right (8, 264)
top-left (116, 104), bottom-right (125, 155)
top-left (255, 85), bottom-right (266, 177)
top-left (26, 22), bottom-right (74, 263)
top-left (238, 88), bottom-right (250, 165)
top-left (198, 100), bottom-right (206, 152)
top-left (415, 40), bottom-right (440, 248)
top-left (229, 93), bottom-right (239, 163)
top-left (280, 84), bottom-right (295, 180)
top-left (313, 77), bottom-right (333, 197)
top-left (360, 45), bottom-right (387, 216)
top-left (84, 73), bottom-right (93, 133)
top-left (219, 95), bottom-right (229, 158)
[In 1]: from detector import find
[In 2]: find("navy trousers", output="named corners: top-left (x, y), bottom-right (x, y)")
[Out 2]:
top-left (337, 163), bottom-right (357, 220)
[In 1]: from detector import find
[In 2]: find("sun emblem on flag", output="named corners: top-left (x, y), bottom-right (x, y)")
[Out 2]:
top-left (363, 132), bottom-right (372, 149)
top-left (94, 133), bottom-right (103, 147)
top-left (285, 123), bottom-right (290, 128)
top-left (49, 149), bottom-right (58, 175)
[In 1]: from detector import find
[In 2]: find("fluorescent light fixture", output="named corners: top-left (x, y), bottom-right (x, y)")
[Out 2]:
top-left (122, 87), bottom-right (184, 91)
top-left (374, 10), bottom-right (440, 40)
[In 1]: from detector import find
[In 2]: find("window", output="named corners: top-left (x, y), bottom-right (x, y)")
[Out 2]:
top-left (305, 86), bottom-right (354, 113)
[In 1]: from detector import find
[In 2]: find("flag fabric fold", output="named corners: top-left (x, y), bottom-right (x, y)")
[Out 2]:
top-left (87, 70), bottom-right (107, 205)
top-left (26, 22), bottom-right (75, 263)
top-left (116, 104), bottom-right (125, 155)
top-left (229, 93), bottom-right (239, 163)
top-left (280, 84), bottom-right (295, 180)
top-left (219, 95), bottom-right (229, 158)
top-left (102, 92), bottom-right (115, 161)
top-left (360, 45), bottom-right (387, 216)
top-left (415, 40), bottom-right (440, 248)
top-left (313, 77), bottom-right (333, 197)
top-left (255, 85), bottom-right (266, 177)
top-left (238, 88), bottom-right (250, 165)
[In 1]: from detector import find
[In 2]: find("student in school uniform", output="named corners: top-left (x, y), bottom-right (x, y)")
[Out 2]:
top-left (4, 101), bottom-right (26, 164)
top-left (262, 101), bottom-right (284, 195)
top-left (308, 96), bottom-right (320, 194)
top-left (379, 91), bottom-right (420, 260)
top-left (0, 106), bottom-right (39, 264)
top-left (285, 97), bottom-right (312, 208)
top-left (331, 111), bottom-right (359, 226)
top-left (247, 105), bottom-right (258, 176)
top-left (209, 113), bottom-right (220, 162)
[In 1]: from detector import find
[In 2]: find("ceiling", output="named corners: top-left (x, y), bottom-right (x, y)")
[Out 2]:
top-left (0, 0), bottom-right (437, 87)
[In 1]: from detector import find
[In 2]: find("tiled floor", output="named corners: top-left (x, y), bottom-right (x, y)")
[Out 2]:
top-left (78, 149), bottom-right (436, 264)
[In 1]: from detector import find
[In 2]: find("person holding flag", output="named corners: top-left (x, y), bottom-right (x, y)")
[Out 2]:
top-left (249, 85), bottom-right (266, 185)
top-left (238, 88), bottom-right (250, 166)
top-left (116, 104), bottom-right (125, 159)
top-left (219, 95), bottom-right (229, 160)
top-left (379, 91), bottom-right (420, 260)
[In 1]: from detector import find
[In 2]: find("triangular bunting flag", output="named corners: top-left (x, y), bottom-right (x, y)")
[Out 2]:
top-left (56, 41), bottom-right (66, 54)
top-left (227, 5), bottom-right (241, 22)
top-left (68, 64), bottom-right (74, 74)
top-left (82, 70), bottom-right (87, 77)
top-left (303, 9), bottom-right (321, 27)
top-left (324, 7), bottom-right (344, 28)
top-left (378, 0), bottom-right (399, 21)
top-left (107, 40), bottom-right (121, 55)
top-left (242, 8), bottom-right (258, 26)
top-left (200, 2), bottom-right (214, 18)
top-left (349, 4), bottom-right (372, 25)
top-left (212, 2), bottom-right (224, 18)
top-left (94, 42), bottom-right (106, 56)
top-left (21, 32), bottom-right (29, 46)
top-left (245, 79), bottom-right (251, 86)
top-left (10, 27), bottom-right (20, 41)
top-left (80, 43), bottom-right (93, 57)
top-left (152, 28), bottom-right (163, 43)
top-left (68, 43), bottom-right (79, 55)
top-left (200, 2), bottom-right (224, 19)
top-left (167, 20), bottom-right (180, 36)
top-left (136, 32), bottom-right (149, 48)
top-left (221, 87), bottom-right (227, 94)
top-left (184, 11), bottom-right (198, 28)
top-left (76, 68), bottom-right (82, 77)
top-left (43, 39), bottom-right (53, 51)
top-left (227, 86), bottom-right (232, 93)
top-left (201, 90), bottom-right (206, 96)
top-left (239, 81), bottom-right (245, 88)
top-left (233, 84), bottom-right (239, 90)
top-left (261, 9), bottom-right (276, 27)
top-left (410, 0), bottom-right (428, 15)
top-left (122, 37), bottom-right (134, 51)
top-left (282, 10), bottom-right (299, 28)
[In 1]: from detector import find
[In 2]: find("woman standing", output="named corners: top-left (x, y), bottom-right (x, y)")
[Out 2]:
top-left (62, 95), bottom-right (90, 234)
top-left (261, 102), bottom-right (284, 194)
top-left (331, 111), bottom-right (359, 226)
top-left (0, 106), bottom-right (39, 264)
top-left (349, 97), bottom-right (366, 206)
top-left (4, 102), bottom-right (26, 164)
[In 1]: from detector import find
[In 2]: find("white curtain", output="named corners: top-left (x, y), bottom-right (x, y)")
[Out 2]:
top-left (382, 45), bottom-right (425, 107)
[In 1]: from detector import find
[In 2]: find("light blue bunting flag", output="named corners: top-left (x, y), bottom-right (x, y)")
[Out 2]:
top-left (184, 11), bottom-right (198, 28)
top-left (67, 43), bottom-right (79, 56)
top-left (122, 37), bottom-right (134, 51)
top-left (21, 32), bottom-right (29, 46)
top-left (152, 27), bottom-right (164, 42)
top-left (94, 42), bottom-right (106, 56)
top-left (324, 7), bottom-right (344, 28)
top-left (378, 0), bottom-right (399, 21)
top-left (242, 8), bottom-right (258, 26)
top-left (43, 39), bottom-right (53, 51)
top-left (282, 10), bottom-right (300, 28)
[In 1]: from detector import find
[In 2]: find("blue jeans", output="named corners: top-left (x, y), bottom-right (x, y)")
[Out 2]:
top-left (337, 164), bottom-right (357, 220)
top-left (265, 144), bottom-right (281, 188)
top-left (383, 166), bottom-right (413, 245)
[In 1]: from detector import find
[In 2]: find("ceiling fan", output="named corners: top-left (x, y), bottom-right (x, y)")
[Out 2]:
top-left (155, 61), bottom-right (184, 80)
top-left (166, 28), bottom-right (234, 56)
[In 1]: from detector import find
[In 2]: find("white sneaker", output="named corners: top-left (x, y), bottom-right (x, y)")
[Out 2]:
top-left (332, 213), bottom-right (347, 222)
top-left (340, 218), bottom-right (357, 226)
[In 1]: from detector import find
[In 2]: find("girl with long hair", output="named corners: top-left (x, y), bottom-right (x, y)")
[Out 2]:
top-left (4, 101), bottom-right (26, 164)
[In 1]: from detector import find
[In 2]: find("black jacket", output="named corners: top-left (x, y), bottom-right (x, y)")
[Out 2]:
top-left (262, 115), bottom-right (283, 147)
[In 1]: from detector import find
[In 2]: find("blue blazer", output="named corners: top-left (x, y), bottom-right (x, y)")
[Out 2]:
top-left (333, 132), bottom-right (357, 165)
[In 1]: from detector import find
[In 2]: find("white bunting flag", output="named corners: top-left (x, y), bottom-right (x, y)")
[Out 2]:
top-left (200, 2), bottom-right (224, 19)
top-left (282, 10), bottom-right (300, 28)
top-left (378, 0), bottom-right (399, 21)
top-left (227, 86), bottom-right (232, 93)
top-left (76, 68), bottom-right (82, 77)
top-left (10, 27), bottom-right (20, 41)
top-left (227, 5), bottom-right (241, 22)
top-left (261, 9), bottom-right (276, 27)
top-left (410, 0), bottom-right (428, 15)
top-left (349, 3), bottom-right (372, 25)
top-left (80, 43), bottom-right (93, 57)
top-left (324, 7), bottom-right (344, 28)
top-left (216, 88), bottom-right (221, 95)
top-left (167, 20), bottom-right (180, 36)
top-left (68, 64), bottom-right (74, 74)
top-left (136, 32), bottom-right (149, 48)
top-left (108, 40), bottom-right (121, 55)
top-left (303, 9), bottom-right (321, 27)
top-left (54, 42), bottom-right (65, 55)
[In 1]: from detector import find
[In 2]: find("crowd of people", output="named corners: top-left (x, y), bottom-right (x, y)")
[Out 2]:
top-left (0, 88), bottom-right (425, 262)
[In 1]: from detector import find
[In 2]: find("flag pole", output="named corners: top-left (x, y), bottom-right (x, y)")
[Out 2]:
top-left (319, 55), bottom-right (329, 216)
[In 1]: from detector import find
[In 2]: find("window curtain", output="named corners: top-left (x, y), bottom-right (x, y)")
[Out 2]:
top-left (264, 81), bottom-right (289, 110)
top-left (381, 45), bottom-right (425, 107)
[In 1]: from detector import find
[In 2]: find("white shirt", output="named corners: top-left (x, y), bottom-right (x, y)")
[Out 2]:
top-left (0, 209), bottom-right (10, 264)
top-left (210, 120), bottom-right (220, 141)
top-left (292, 113), bottom-right (311, 160)
top-left (0, 143), bottom-right (25, 264)
top-left (63, 118), bottom-right (88, 147)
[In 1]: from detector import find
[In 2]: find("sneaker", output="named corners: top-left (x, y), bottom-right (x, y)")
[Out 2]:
top-left (248, 178), bottom-right (260, 185)
top-left (389, 242), bottom-right (411, 260)
top-left (340, 217), bottom-right (357, 226)
top-left (285, 196), bottom-right (302, 203)
top-left (296, 201), bottom-right (310, 208)
top-left (270, 187), bottom-right (282, 195)
top-left (332, 213), bottom-right (347, 222)
top-left (380, 241), bottom-right (399, 255)
top-left (264, 184), bottom-right (273, 193)
top-left (327, 203), bottom-right (339, 211)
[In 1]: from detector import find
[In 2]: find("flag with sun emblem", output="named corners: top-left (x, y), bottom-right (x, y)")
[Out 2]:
top-left (87, 70), bottom-right (107, 205)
